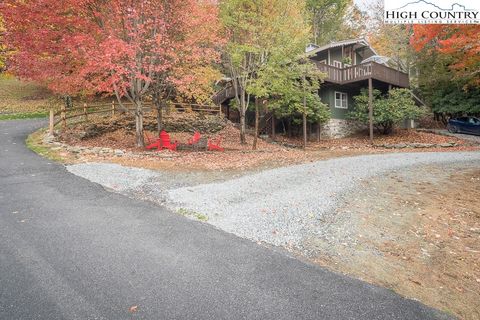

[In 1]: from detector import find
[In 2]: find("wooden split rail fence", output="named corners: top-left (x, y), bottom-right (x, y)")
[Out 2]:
top-left (49, 101), bottom-right (222, 135)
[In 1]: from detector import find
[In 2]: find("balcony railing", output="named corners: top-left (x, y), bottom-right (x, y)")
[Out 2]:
top-left (315, 61), bottom-right (409, 88)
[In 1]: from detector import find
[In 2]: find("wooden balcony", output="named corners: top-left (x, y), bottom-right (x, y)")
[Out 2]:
top-left (315, 62), bottom-right (409, 88)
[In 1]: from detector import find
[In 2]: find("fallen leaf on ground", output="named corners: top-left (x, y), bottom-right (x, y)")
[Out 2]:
top-left (129, 305), bottom-right (138, 313)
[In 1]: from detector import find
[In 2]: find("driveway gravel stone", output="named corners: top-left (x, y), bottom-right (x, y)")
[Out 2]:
top-left (68, 152), bottom-right (480, 255)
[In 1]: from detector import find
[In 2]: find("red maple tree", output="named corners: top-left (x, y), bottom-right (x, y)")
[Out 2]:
top-left (1, 0), bottom-right (221, 146)
top-left (411, 24), bottom-right (480, 87)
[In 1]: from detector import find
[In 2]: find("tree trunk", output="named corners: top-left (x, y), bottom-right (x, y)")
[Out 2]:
top-left (303, 112), bottom-right (307, 149)
top-left (153, 93), bottom-right (164, 135)
top-left (272, 115), bottom-right (276, 140)
top-left (303, 74), bottom-right (307, 150)
top-left (317, 121), bottom-right (321, 142)
top-left (253, 98), bottom-right (259, 150)
top-left (156, 105), bottom-right (163, 135)
top-left (239, 90), bottom-right (247, 144)
top-left (134, 98), bottom-right (145, 147)
top-left (157, 101), bottom-right (165, 136)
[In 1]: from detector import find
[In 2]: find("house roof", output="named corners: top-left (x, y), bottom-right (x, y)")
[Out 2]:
top-left (306, 38), bottom-right (378, 57)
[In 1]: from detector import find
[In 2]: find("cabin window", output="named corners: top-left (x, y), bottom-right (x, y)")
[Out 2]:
top-left (335, 92), bottom-right (348, 109)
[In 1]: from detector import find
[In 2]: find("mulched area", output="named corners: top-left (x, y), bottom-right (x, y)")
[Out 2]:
top-left (276, 129), bottom-right (469, 149)
top-left (59, 117), bottom-right (479, 171)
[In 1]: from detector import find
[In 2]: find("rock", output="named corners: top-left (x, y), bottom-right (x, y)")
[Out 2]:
top-left (67, 146), bottom-right (82, 153)
top-left (114, 149), bottom-right (125, 156)
top-left (411, 143), bottom-right (433, 148)
top-left (439, 143), bottom-right (456, 148)
top-left (43, 135), bottom-right (55, 144)
top-left (100, 148), bottom-right (113, 154)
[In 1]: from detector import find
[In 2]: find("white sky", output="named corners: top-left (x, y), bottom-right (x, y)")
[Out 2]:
top-left (355, 0), bottom-right (480, 10)
top-left (354, 0), bottom-right (372, 11)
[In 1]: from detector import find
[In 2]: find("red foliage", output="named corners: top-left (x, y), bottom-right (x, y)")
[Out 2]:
top-left (411, 24), bottom-right (480, 85)
top-left (0, 0), bottom-right (222, 96)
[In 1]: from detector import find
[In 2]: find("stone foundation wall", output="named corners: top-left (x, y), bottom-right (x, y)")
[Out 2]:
top-left (320, 118), bottom-right (365, 139)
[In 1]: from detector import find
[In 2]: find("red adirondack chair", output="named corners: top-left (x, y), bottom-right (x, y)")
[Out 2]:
top-left (208, 137), bottom-right (224, 151)
top-left (188, 131), bottom-right (201, 145)
top-left (145, 130), bottom-right (177, 151)
top-left (145, 132), bottom-right (161, 151)
top-left (159, 130), bottom-right (178, 151)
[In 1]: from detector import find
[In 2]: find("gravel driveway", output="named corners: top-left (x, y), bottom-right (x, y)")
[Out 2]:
top-left (68, 152), bottom-right (480, 253)
top-left (431, 129), bottom-right (480, 144)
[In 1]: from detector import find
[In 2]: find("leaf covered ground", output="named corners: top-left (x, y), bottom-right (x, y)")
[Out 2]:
top-left (312, 165), bottom-right (480, 320)
top-left (58, 113), bottom-right (479, 171)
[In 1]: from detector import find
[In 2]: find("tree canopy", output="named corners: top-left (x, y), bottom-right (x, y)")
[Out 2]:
top-left (0, 16), bottom-right (6, 71)
top-left (220, 0), bottom-right (314, 143)
top-left (411, 25), bottom-right (480, 88)
top-left (306, 0), bottom-right (350, 45)
top-left (1, 0), bottom-right (221, 146)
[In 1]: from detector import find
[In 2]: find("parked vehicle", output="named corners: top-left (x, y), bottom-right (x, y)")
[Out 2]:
top-left (447, 117), bottom-right (480, 135)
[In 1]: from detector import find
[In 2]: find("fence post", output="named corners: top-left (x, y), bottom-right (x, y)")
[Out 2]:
top-left (83, 103), bottom-right (88, 121)
top-left (61, 103), bottom-right (66, 130)
top-left (49, 109), bottom-right (54, 136)
top-left (112, 100), bottom-right (115, 117)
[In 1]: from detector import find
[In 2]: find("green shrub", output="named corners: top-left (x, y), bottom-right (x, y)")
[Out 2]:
top-left (349, 88), bottom-right (424, 134)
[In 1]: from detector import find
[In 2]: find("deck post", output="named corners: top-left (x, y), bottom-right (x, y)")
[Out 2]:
top-left (49, 109), bottom-right (54, 136)
top-left (368, 77), bottom-right (374, 145)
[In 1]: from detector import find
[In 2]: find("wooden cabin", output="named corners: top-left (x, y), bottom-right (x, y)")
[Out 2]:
top-left (214, 38), bottom-right (410, 138)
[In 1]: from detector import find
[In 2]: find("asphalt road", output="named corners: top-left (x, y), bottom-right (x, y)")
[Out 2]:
top-left (0, 119), bottom-right (451, 320)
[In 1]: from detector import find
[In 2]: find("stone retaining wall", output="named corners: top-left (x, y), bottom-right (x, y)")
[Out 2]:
top-left (320, 118), bottom-right (365, 139)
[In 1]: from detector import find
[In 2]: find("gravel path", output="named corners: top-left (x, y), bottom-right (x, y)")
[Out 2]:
top-left (429, 129), bottom-right (480, 144)
top-left (68, 152), bottom-right (480, 253)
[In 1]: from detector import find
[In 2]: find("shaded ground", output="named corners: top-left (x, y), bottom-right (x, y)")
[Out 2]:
top-left (310, 163), bottom-right (480, 320)
top-left (56, 113), bottom-right (479, 172)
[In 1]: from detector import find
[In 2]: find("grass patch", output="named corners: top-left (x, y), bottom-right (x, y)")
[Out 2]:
top-left (0, 75), bottom-right (57, 114)
top-left (0, 111), bottom-right (48, 120)
top-left (25, 129), bottom-right (66, 163)
top-left (177, 208), bottom-right (209, 222)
